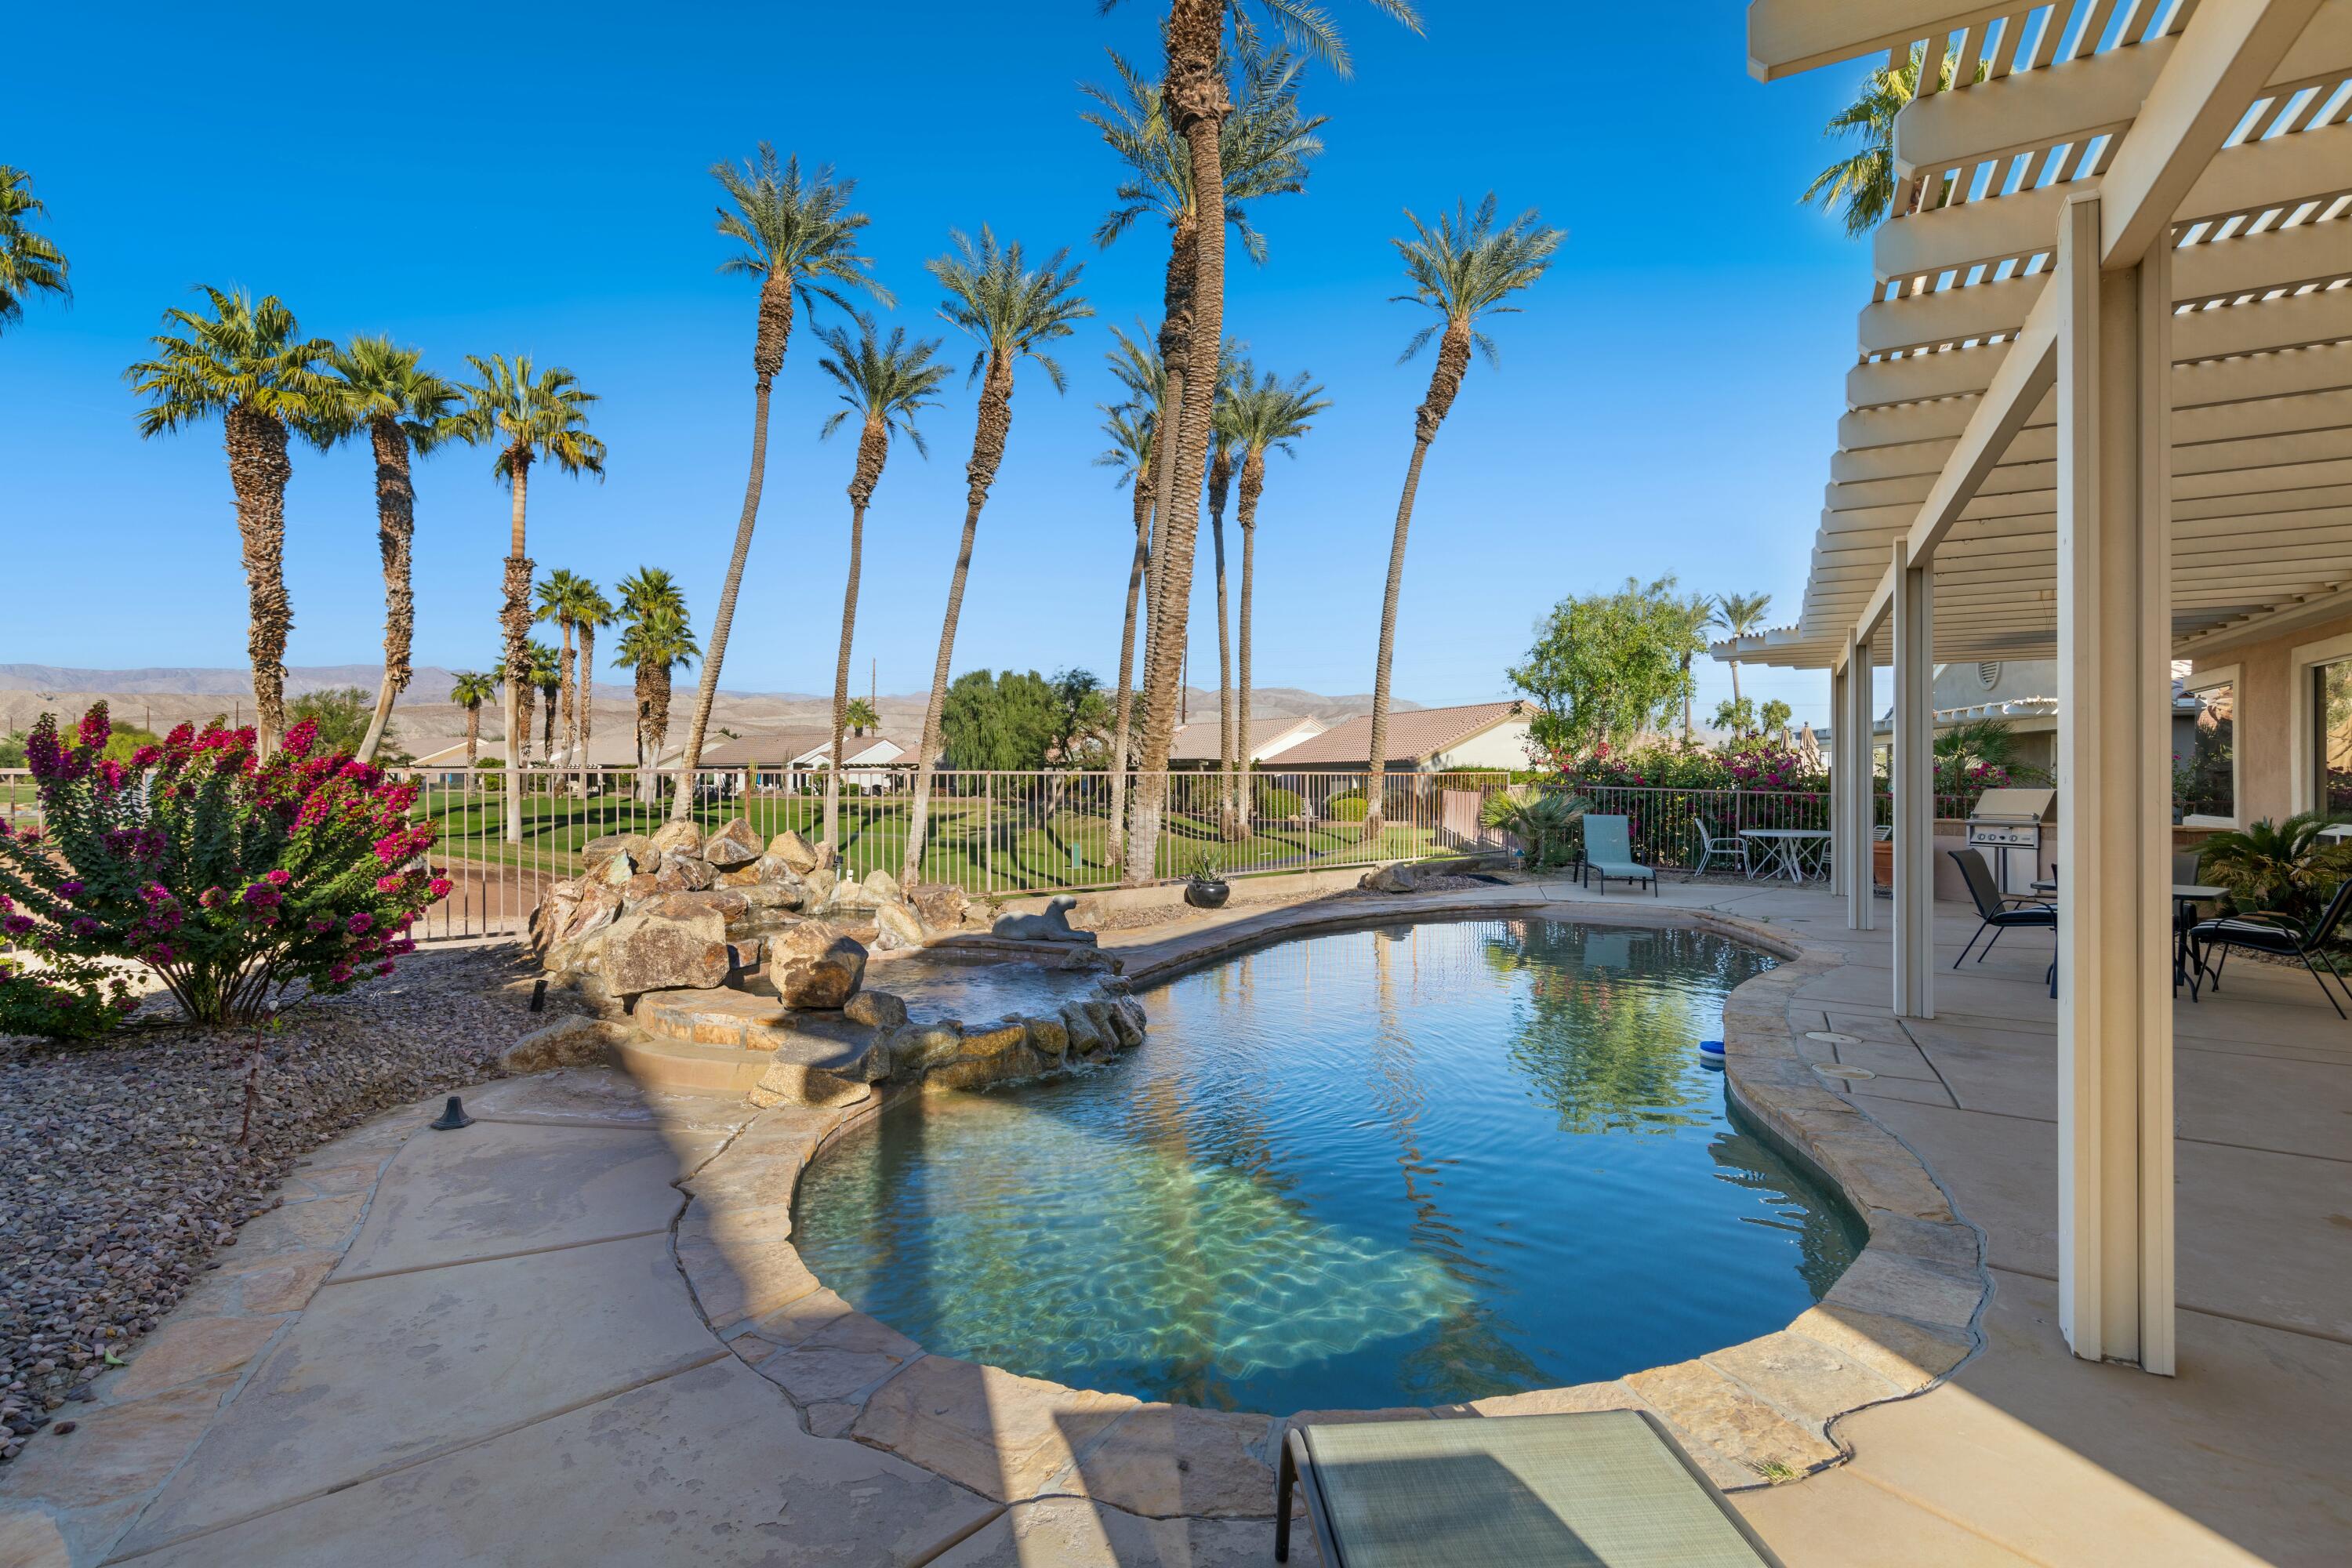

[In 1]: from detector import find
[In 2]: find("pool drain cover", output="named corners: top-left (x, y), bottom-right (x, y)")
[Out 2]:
top-left (1804, 1030), bottom-right (1862, 1047)
top-left (1814, 1065), bottom-right (1876, 1081)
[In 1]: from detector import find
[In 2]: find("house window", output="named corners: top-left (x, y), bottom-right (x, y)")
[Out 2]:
top-left (2318, 659), bottom-right (2352, 816)
top-left (2179, 673), bottom-right (2235, 824)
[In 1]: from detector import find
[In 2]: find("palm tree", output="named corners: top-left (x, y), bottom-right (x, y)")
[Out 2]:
top-left (900, 227), bottom-right (1091, 886)
top-left (670, 146), bottom-right (889, 822)
top-left (1363, 195), bottom-right (1562, 837)
top-left (125, 288), bottom-right (337, 753)
top-left (813, 311), bottom-right (947, 856)
top-left (1221, 363), bottom-right (1329, 829)
top-left (844, 696), bottom-right (879, 735)
top-left (1203, 349), bottom-right (1248, 838)
top-left (0, 166), bottom-right (71, 334)
top-left (1714, 591), bottom-right (1773, 710)
top-left (1801, 44), bottom-right (1980, 236)
top-left (449, 670), bottom-right (497, 765)
top-left (529, 640), bottom-right (563, 760)
top-left (1671, 591), bottom-right (1718, 746)
top-left (457, 354), bottom-right (604, 840)
top-left (574, 583), bottom-right (614, 775)
top-left (1102, 0), bottom-right (1418, 887)
top-left (325, 337), bottom-right (465, 762)
top-left (1093, 384), bottom-right (1156, 873)
top-left (614, 569), bottom-right (696, 803)
top-left (533, 568), bottom-right (591, 764)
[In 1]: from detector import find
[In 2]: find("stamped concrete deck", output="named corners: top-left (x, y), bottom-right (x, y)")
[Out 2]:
top-left (3, 874), bottom-right (2347, 1566)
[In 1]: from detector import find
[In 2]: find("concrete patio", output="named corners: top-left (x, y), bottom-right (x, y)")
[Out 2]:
top-left (2, 873), bottom-right (2346, 1566)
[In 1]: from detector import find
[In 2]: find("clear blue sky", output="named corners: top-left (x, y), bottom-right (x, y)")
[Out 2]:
top-left (2, 1), bottom-right (1869, 728)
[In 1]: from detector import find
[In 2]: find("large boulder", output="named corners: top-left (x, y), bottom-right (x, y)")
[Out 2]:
top-left (872, 900), bottom-right (927, 952)
top-left (768, 923), bottom-right (868, 1011)
top-left (766, 829), bottom-right (822, 874)
top-left (556, 882), bottom-right (623, 946)
top-left (655, 853), bottom-right (716, 892)
top-left (801, 866), bottom-right (838, 910)
top-left (705, 817), bottom-right (764, 869)
top-left (648, 818), bottom-right (704, 858)
top-left (908, 882), bottom-right (971, 934)
top-left (499, 1015), bottom-right (621, 1074)
top-left (844, 989), bottom-right (908, 1029)
top-left (601, 909), bottom-right (731, 996)
top-left (583, 832), bottom-right (652, 876)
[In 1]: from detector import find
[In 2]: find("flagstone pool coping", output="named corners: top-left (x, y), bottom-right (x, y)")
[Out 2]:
top-left (0, 888), bottom-right (1988, 1561)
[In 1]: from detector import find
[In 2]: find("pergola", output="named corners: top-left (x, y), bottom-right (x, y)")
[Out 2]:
top-left (1726, 0), bottom-right (2350, 1378)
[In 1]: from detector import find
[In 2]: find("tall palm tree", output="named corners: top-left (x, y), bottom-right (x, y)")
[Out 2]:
top-left (900, 227), bottom-right (1091, 886)
top-left (449, 670), bottom-right (497, 765)
top-left (614, 569), bottom-right (696, 803)
top-left (325, 336), bottom-right (465, 762)
top-left (1103, 0), bottom-right (1419, 887)
top-left (1671, 591), bottom-right (1718, 746)
top-left (1221, 363), bottom-right (1329, 829)
top-left (1094, 322), bottom-right (1165, 873)
top-left (1801, 44), bottom-right (1980, 236)
top-left (125, 288), bottom-right (337, 753)
top-left (457, 354), bottom-right (604, 840)
top-left (574, 583), bottom-right (614, 772)
top-left (670, 146), bottom-right (889, 822)
top-left (1714, 591), bottom-right (1773, 710)
top-left (0, 166), bottom-right (71, 334)
top-left (1203, 349), bottom-right (1247, 838)
top-left (1363, 196), bottom-right (1562, 837)
top-left (813, 312), bottom-right (947, 856)
top-left (533, 568), bottom-right (590, 763)
top-left (529, 639), bottom-right (563, 760)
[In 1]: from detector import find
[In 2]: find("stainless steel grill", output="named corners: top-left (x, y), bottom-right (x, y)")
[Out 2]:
top-left (1965, 786), bottom-right (2055, 897)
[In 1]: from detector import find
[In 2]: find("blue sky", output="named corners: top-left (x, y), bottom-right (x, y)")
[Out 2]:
top-left (2, 1), bottom-right (1871, 727)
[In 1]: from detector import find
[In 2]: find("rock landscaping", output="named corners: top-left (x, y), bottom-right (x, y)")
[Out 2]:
top-left (522, 820), bottom-right (1149, 1109)
top-left (0, 944), bottom-right (548, 1464)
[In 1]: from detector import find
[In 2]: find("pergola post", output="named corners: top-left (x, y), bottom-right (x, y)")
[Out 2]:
top-left (1892, 541), bottom-right (1935, 1018)
top-left (1829, 656), bottom-right (1850, 902)
top-left (2055, 192), bottom-right (2176, 1374)
top-left (1846, 634), bottom-right (1878, 931)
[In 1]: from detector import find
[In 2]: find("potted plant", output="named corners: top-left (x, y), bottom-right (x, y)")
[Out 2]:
top-left (1181, 848), bottom-right (1231, 909)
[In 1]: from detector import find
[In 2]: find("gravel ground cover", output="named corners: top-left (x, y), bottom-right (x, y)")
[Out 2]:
top-left (0, 942), bottom-right (546, 1461)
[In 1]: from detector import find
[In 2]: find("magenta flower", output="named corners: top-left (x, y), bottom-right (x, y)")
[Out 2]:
top-left (427, 877), bottom-right (453, 900)
top-left (265, 869), bottom-right (291, 887)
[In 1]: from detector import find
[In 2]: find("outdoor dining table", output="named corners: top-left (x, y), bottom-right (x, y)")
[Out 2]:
top-left (1740, 827), bottom-right (1831, 883)
top-left (2028, 880), bottom-right (2226, 996)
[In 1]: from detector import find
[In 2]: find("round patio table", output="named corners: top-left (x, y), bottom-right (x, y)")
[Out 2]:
top-left (1740, 828), bottom-right (1831, 883)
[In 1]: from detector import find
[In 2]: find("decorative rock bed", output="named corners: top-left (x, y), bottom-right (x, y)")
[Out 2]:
top-left (521, 820), bottom-right (1149, 1107)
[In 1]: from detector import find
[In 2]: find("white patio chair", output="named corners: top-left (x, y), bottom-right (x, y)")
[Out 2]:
top-left (1690, 815), bottom-right (1750, 880)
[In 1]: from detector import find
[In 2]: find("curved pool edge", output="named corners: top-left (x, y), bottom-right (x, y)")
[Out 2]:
top-left (670, 891), bottom-right (1990, 1504)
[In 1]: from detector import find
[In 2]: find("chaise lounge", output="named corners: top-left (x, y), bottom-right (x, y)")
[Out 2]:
top-left (1581, 814), bottom-right (1656, 895)
top-left (1276, 1409), bottom-right (1785, 1566)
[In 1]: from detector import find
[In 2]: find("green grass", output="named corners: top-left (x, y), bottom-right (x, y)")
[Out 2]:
top-left (413, 784), bottom-right (1439, 895)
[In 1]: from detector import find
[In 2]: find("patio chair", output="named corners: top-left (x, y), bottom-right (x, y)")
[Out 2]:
top-left (1581, 815), bottom-right (1655, 896)
top-left (1276, 1409), bottom-right (1785, 1567)
top-left (1950, 849), bottom-right (2057, 997)
top-left (1688, 815), bottom-right (1750, 881)
top-left (2190, 877), bottom-right (2352, 1020)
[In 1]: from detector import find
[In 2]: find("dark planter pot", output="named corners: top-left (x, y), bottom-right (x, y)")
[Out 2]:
top-left (1184, 879), bottom-right (1232, 909)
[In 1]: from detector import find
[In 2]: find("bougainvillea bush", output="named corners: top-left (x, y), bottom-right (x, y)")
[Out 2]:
top-left (0, 704), bottom-right (450, 1030)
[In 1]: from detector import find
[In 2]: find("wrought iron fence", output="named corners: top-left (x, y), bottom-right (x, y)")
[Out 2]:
top-left (379, 764), bottom-right (1517, 940)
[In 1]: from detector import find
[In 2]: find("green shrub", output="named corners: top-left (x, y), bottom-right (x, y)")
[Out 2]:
top-left (1327, 791), bottom-right (1368, 822)
top-left (1254, 784), bottom-right (1305, 818)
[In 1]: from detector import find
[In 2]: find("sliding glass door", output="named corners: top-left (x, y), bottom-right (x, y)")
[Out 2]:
top-left (2320, 658), bottom-right (2352, 817)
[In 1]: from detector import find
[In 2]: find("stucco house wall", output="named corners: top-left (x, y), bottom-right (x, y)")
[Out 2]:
top-left (2189, 608), bottom-right (2352, 826)
top-left (1428, 719), bottom-right (1534, 772)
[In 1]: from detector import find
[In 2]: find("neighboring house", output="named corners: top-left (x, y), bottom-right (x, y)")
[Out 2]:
top-left (1266, 701), bottom-right (1534, 774)
top-left (695, 729), bottom-right (918, 793)
top-left (1165, 714), bottom-right (1327, 770)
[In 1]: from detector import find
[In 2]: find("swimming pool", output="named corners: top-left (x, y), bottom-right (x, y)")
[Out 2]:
top-left (793, 916), bottom-right (1862, 1414)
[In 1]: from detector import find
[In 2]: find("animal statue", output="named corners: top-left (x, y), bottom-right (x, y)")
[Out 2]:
top-left (990, 895), bottom-right (1097, 946)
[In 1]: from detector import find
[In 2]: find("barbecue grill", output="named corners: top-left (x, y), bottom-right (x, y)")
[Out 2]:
top-left (1965, 786), bottom-right (2055, 898)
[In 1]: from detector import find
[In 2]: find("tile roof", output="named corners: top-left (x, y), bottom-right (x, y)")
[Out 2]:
top-left (1165, 714), bottom-right (1326, 761)
top-left (1266, 701), bottom-right (1528, 768)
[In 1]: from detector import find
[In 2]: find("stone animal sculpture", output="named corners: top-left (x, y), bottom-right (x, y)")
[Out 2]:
top-left (990, 895), bottom-right (1097, 945)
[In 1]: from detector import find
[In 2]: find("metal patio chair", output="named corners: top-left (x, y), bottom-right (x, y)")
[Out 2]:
top-left (1951, 848), bottom-right (2057, 997)
top-left (1688, 815), bottom-right (1750, 880)
top-left (2191, 877), bottom-right (2352, 1019)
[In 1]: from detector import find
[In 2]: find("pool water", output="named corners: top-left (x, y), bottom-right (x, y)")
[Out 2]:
top-left (793, 918), bottom-right (1863, 1413)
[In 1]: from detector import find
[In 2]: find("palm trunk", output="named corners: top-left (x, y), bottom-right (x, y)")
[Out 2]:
top-left (1681, 653), bottom-right (1693, 746)
top-left (358, 416), bottom-right (414, 764)
top-left (223, 404), bottom-right (295, 756)
top-left (578, 622), bottom-right (597, 786)
top-left (904, 356), bottom-right (1016, 887)
top-left (1367, 323), bottom-right (1472, 840)
top-left (1105, 470), bottom-right (1151, 872)
top-left (672, 278), bottom-right (793, 821)
top-left (557, 619), bottom-right (577, 766)
top-left (1208, 445), bottom-right (1237, 839)
top-left (465, 705), bottom-right (481, 765)
top-left (634, 665), bottom-right (658, 804)
top-left (1127, 4), bottom-right (1229, 885)
top-left (499, 449), bottom-right (534, 843)
top-left (541, 683), bottom-right (557, 757)
top-left (1236, 448), bottom-right (1263, 837)
top-left (650, 666), bottom-right (673, 808)
top-left (828, 418), bottom-right (888, 858)
top-left (1730, 659), bottom-right (1743, 710)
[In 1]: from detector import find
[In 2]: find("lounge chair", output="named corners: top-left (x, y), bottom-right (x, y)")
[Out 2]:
top-left (1950, 849), bottom-right (2057, 997)
top-left (2191, 877), bottom-right (2352, 1019)
top-left (1581, 815), bottom-right (1655, 896)
top-left (1276, 1409), bottom-right (1785, 1566)
top-left (1688, 815), bottom-right (1750, 881)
